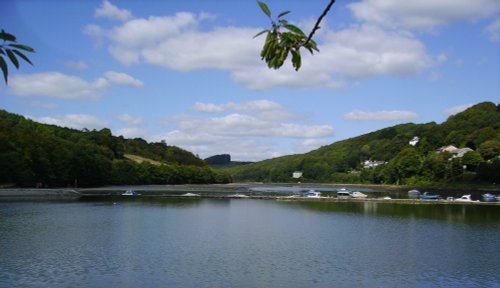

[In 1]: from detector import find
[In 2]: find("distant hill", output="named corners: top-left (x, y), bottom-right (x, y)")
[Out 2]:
top-left (0, 110), bottom-right (231, 187)
top-left (205, 154), bottom-right (253, 169)
top-left (228, 102), bottom-right (500, 185)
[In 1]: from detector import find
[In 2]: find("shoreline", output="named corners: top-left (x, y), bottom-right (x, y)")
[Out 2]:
top-left (0, 183), bottom-right (500, 206)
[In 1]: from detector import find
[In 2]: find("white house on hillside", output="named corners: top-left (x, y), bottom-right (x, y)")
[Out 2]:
top-left (292, 171), bottom-right (303, 179)
top-left (437, 145), bottom-right (473, 158)
top-left (409, 136), bottom-right (420, 146)
top-left (363, 160), bottom-right (387, 169)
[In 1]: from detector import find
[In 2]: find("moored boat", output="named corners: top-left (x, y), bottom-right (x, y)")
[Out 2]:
top-left (408, 189), bottom-right (420, 195)
top-left (303, 190), bottom-right (322, 198)
top-left (420, 192), bottom-right (441, 200)
top-left (454, 194), bottom-right (479, 203)
top-left (122, 190), bottom-right (141, 196)
top-left (337, 188), bottom-right (352, 198)
top-left (351, 191), bottom-right (367, 198)
top-left (482, 193), bottom-right (496, 202)
top-left (181, 193), bottom-right (200, 197)
top-left (229, 194), bottom-right (249, 198)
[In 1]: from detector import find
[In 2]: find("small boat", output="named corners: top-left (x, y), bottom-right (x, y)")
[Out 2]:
top-left (181, 193), bottom-right (200, 197)
top-left (303, 190), bottom-right (322, 198)
top-left (122, 190), bottom-right (141, 196)
top-left (408, 189), bottom-right (421, 198)
top-left (351, 191), bottom-right (367, 198)
top-left (454, 194), bottom-right (479, 203)
top-left (420, 192), bottom-right (441, 200)
top-left (229, 194), bottom-right (249, 198)
top-left (337, 188), bottom-right (352, 198)
top-left (482, 193), bottom-right (496, 202)
top-left (383, 196), bottom-right (392, 200)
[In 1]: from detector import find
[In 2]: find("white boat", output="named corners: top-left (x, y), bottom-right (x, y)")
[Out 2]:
top-left (229, 194), bottom-right (249, 198)
top-left (482, 193), bottom-right (496, 202)
top-left (181, 193), bottom-right (199, 197)
top-left (337, 188), bottom-right (352, 198)
top-left (303, 190), bottom-right (322, 198)
top-left (454, 195), bottom-right (479, 203)
top-left (351, 191), bottom-right (367, 198)
top-left (122, 190), bottom-right (140, 196)
top-left (408, 189), bottom-right (420, 195)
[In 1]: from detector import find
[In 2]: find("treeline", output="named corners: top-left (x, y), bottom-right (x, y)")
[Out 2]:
top-left (0, 110), bottom-right (231, 187)
top-left (230, 102), bottom-right (500, 185)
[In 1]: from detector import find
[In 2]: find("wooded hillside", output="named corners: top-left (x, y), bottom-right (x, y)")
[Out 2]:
top-left (228, 102), bottom-right (500, 185)
top-left (0, 110), bottom-right (231, 187)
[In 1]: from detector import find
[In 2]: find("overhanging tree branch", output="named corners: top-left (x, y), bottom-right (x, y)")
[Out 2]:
top-left (303, 0), bottom-right (335, 47)
top-left (255, 0), bottom-right (335, 71)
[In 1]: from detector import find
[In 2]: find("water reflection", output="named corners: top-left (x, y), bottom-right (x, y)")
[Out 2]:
top-left (278, 201), bottom-right (500, 224)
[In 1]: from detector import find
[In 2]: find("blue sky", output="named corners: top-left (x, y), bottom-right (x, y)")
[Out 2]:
top-left (1, 0), bottom-right (499, 161)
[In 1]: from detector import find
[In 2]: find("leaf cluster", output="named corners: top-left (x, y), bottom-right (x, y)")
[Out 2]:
top-left (0, 29), bottom-right (35, 84)
top-left (254, 1), bottom-right (319, 71)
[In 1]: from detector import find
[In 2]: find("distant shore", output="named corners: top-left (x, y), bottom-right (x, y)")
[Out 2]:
top-left (0, 188), bottom-right (81, 199)
top-left (1, 184), bottom-right (499, 205)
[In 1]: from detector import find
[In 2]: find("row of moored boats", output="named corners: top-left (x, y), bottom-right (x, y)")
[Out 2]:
top-left (408, 189), bottom-right (500, 202)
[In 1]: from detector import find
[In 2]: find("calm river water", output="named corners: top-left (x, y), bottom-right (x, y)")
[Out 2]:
top-left (0, 198), bottom-right (499, 288)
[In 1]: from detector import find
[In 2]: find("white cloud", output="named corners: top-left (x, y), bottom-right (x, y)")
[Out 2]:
top-left (443, 104), bottom-right (473, 116)
top-left (115, 127), bottom-right (148, 139)
top-left (192, 102), bottom-right (227, 113)
top-left (9, 72), bottom-right (109, 100)
top-left (35, 114), bottom-right (107, 130)
top-left (84, 24), bottom-right (105, 38)
top-left (95, 0), bottom-right (132, 21)
top-left (86, 6), bottom-right (432, 89)
top-left (104, 71), bottom-right (143, 87)
top-left (117, 114), bottom-right (144, 125)
top-left (349, 0), bottom-right (500, 31)
top-left (63, 60), bottom-right (88, 70)
top-left (486, 18), bottom-right (500, 42)
top-left (154, 100), bottom-right (334, 161)
top-left (344, 109), bottom-right (419, 121)
top-left (192, 100), bottom-right (293, 121)
top-left (320, 25), bottom-right (431, 78)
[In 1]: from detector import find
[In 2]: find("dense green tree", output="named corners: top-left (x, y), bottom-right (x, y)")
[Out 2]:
top-left (421, 152), bottom-right (448, 181)
top-left (461, 151), bottom-right (483, 171)
top-left (445, 158), bottom-right (464, 180)
top-left (477, 159), bottom-right (500, 183)
top-left (392, 147), bottom-right (423, 184)
top-left (478, 140), bottom-right (500, 160)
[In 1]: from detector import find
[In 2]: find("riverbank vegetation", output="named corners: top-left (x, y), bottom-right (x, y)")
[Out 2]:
top-left (227, 102), bottom-right (499, 186)
top-left (0, 110), bottom-right (231, 187)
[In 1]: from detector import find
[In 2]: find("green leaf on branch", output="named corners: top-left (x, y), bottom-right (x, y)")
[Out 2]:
top-left (257, 1), bottom-right (271, 18)
top-left (0, 30), bottom-right (16, 42)
top-left (253, 29), bottom-right (270, 39)
top-left (0, 57), bottom-right (8, 84)
top-left (0, 29), bottom-right (35, 84)
top-left (291, 49), bottom-right (301, 71)
top-left (6, 49), bottom-right (19, 69)
top-left (283, 24), bottom-right (306, 36)
top-left (12, 49), bottom-right (33, 65)
top-left (277, 11), bottom-right (291, 18)
top-left (8, 43), bottom-right (35, 53)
